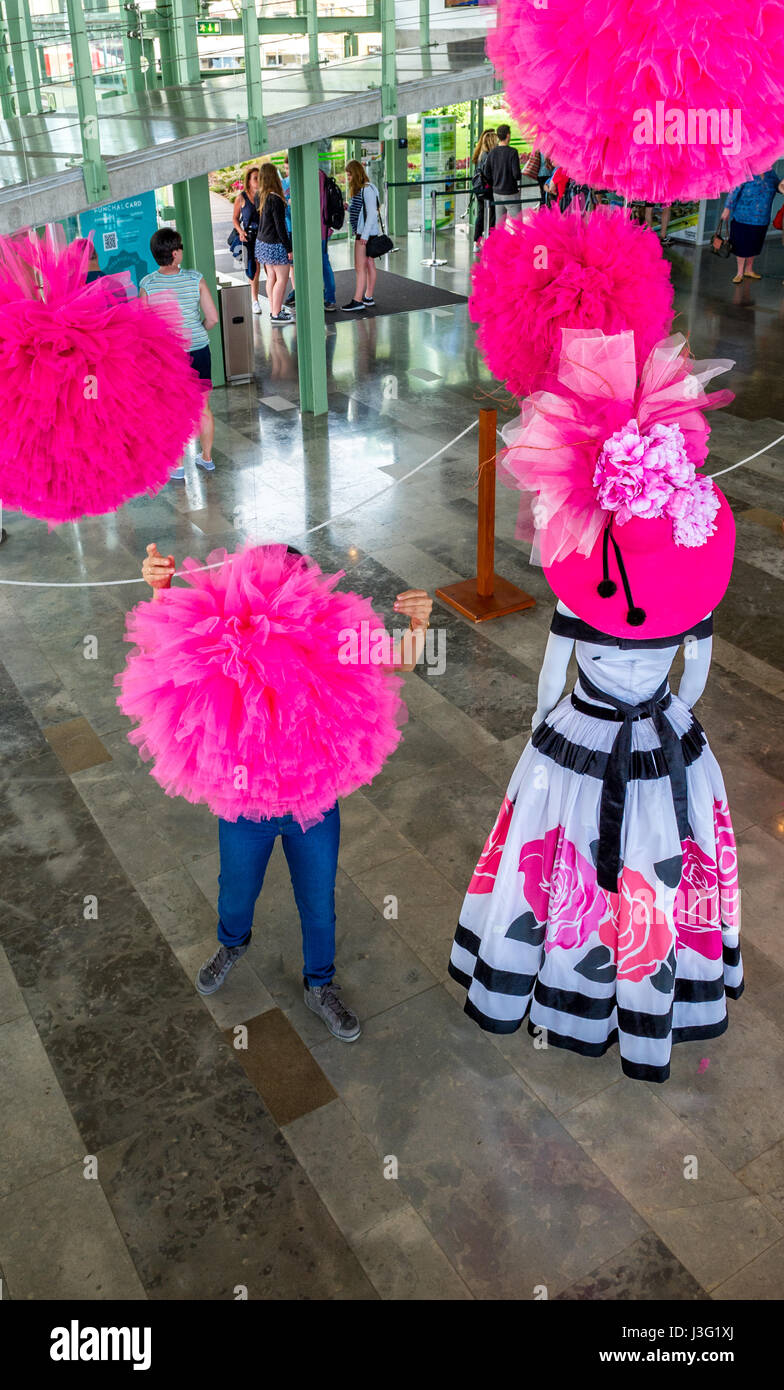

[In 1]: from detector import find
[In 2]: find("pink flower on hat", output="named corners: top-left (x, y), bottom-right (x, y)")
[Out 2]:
top-left (593, 418), bottom-right (694, 524)
top-left (666, 475), bottom-right (720, 547)
top-left (594, 416), bottom-right (719, 546)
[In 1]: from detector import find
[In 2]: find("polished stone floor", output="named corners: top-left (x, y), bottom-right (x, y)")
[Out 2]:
top-left (1, 220), bottom-right (784, 1301)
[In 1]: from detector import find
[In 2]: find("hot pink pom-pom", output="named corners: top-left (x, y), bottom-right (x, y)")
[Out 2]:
top-left (488, 0), bottom-right (784, 202)
top-left (0, 233), bottom-right (206, 523)
top-left (115, 545), bottom-right (406, 826)
top-left (470, 206), bottom-right (674, 398)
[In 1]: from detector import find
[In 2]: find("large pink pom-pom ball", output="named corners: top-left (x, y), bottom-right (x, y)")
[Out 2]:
top-left (0, 233), bottom-right (207, 523)
top-left (489, 0), bottom-right (784, 201)
top-left (115, 545), bottom-right (406, 826)
top-left (470, 205), bottom-right (674, 398)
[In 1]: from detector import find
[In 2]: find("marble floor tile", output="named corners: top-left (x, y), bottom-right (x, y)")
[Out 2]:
top-left (736, 1139), bottom-right (784, 1226)
top-left (282, 1098), bottom-right (408, 1242)
top-left (648, 1197), bottom-right (781, 1293)
top-left (347, 847), bottom-right (463, 981)
top-left (352, 1207), bottom-right (473, 1301)
top-left (710, 1237), bottom-right (784, 1300)
top-left (556, 1230), bottom-right (708, 1301)
top-left (335, 791), bottom-right (414, 877)
top-left (43, 716), bottom-right (112, 774)
top-left (0, 1163), bottom-right (147, 1300)
top-left (0, 946), bottom-right (26, 1028)
top-left (70, 765), bottom-right (181, 884)
top-left (37, 993), bottom-right (253, 1154)
top-left (98, 1084), bottom-right (375, 1300)
top-left (363, 755), bottom-right (504, 894)
top-left (734, 825), bottom-right (784, 964)
top-left (223, 1008), bottom-right (337, 1126)
top-left (561, 1082), bottom-right (755, 1215)
top-left (658, 1000), bottom-right (784, 1172)
top-left (313, 985), bottom-right (646, 1298)
top-left (135, 865), bottom-right (218, 954)
top-left (0, 1015), bottom-right (84, 1199)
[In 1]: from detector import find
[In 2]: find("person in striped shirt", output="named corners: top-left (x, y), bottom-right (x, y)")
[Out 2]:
top-left (140, 228), bottom-right (219, 478)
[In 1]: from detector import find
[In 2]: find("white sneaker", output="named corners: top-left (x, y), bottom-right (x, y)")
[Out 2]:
top-left (252, 299), bottom-right (261, 315)
top-left (195, 454), bottom-right (215, 471)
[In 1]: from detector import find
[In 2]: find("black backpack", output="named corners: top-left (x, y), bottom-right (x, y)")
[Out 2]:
top-left (324, 174), bottom-right (345, 231)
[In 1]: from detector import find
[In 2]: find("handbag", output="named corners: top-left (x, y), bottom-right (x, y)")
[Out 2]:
top-left (522, 149), bottom-right (541, 178)
top-left (365, 192), bottom-right (394, 258)
top-left (710, 221), bottom-right (733, 257)
top-left (773, 204), bottom-right (784, 231)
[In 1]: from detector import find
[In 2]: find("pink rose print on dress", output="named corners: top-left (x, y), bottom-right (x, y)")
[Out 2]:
top-left (519, 825), bottom-right (612, 952)
top-left (467, 796), bottom-right (514, 894)
top-left (599, 867), bottom-right (674, 983)
top-left (674, 839), bottom-right (721, 960)
top-left (713, 798), bottom-right (740, 929)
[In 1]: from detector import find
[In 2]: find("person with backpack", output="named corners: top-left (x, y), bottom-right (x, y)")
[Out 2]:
top-left (471, 128), bottom-right (498, 251)
top-left (485, 124), bottom-right (522, 224)
top-left (342, 159), bottom-right (382, 312)
top-left (320, 165), bottom-right (343, 311)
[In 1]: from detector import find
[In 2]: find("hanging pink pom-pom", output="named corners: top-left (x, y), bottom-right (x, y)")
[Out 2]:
top-left (115, 545), bottom-right (406, 827)
top-left (470, 205), bottom-right (674, 398)
top-left (488, 0), bottom-right (784, 201)
top-left (0, 233), bottom-right (207, 523)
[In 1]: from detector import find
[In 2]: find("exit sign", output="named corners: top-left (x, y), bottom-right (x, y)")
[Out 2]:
top-left (198, 19), bottom-right (221, 34)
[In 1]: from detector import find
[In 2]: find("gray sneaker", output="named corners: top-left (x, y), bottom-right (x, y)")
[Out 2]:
top-left (196, 939), bottom-right (249, 995)
top-left (304, 981), bottom-right (361, 1041)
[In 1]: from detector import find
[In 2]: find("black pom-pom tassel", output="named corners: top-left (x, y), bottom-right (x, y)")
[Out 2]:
top-left (597, 579), bottom-right (617, 598)
top-left (626, 606), bottom-right (646, 627)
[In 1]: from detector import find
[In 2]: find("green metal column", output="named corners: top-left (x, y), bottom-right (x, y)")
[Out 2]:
top-left (172, 174), bottom-right (226, 388)
top-left (419, 0), bottom-right (430, 47)
top-left (157, 0), bottom-right (199, 86)
top-left (122, 20), bottom-right (147, 96)
top-left (476, 97), bottom-right (484, 138)
top-left (5, 0), bottom-right (44, 117)
top-left (65, 0), bottom-right (111, 204)
top-left (295, 0), bottom-right (318, 67)
top-left (0, 13), bottom-right (15, 121)
top-left (142, 37), bottom-right (159, 90)
top-left (343, 32), bottom-right (358, 58)
top-left (289, 143), bottom-right (328, 416)
top-left (380, 0), bottom-right (395, 117)
top-left (240, 0), bottom-right (265, 152)
top-left (385, 115), bottom-right (407, 238)
top-left (346, 138), bottom-right (361, 163)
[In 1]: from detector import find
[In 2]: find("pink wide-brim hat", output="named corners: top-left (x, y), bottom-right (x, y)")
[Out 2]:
top-left (543, 486), bottom-right (736, 640)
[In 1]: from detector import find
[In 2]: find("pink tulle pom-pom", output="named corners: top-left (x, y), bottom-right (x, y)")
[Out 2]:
top-left (0, 233), bottom-right (207, 523)
top-left (470, 206), bottom-right (674, 398)
top-left (115, 545), bottom-right (406, 826)
top-left (488, 0), bottom-right (784, 201)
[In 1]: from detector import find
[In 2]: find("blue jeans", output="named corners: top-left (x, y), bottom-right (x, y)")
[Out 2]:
top-left (322, 238), bottom-right (335, 304)
top-left (217, 804), bottom-right (340, 987)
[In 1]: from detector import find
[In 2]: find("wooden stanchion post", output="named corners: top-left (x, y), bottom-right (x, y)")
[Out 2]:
top-left (436, 407), bottom-right (536, 622)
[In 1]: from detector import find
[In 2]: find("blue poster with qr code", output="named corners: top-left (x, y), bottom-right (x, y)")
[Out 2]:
top-left (79, 191), bottom-right (158, 290)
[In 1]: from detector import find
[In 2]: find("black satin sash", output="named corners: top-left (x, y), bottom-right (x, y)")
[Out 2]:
top-left (571, 665), bottom-right (690, 893)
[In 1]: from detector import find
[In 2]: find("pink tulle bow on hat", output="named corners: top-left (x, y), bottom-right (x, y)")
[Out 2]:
top-left (499, 329), bottom-right (734, 566)
top-left (116, 545), bottom-right (406, 827)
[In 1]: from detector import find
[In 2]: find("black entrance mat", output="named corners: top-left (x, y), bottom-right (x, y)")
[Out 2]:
top-left (261, 268), bottom-right (467, 321)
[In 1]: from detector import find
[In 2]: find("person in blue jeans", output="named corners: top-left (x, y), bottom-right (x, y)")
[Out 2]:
top-left (141, 541), bottom-right (432, 1042)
